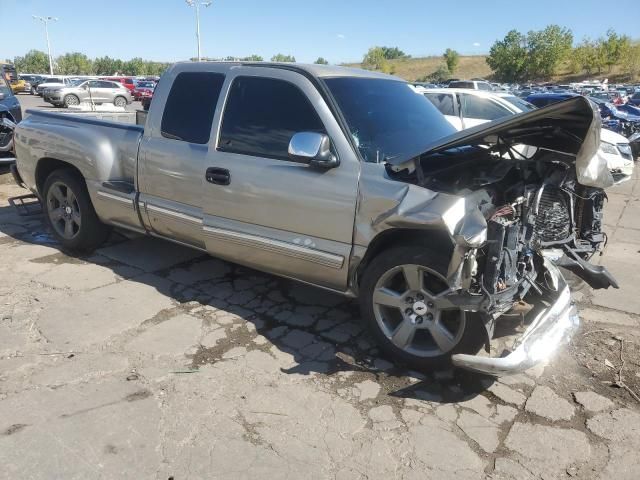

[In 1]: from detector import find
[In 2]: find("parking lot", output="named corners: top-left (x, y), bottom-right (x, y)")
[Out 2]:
top-left (0, 97), bottom-right (639, 478)
top-left (16, 91), bottom-right (142, 117)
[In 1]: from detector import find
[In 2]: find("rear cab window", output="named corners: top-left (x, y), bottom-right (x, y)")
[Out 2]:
top-left (218, 76), bottom-right (325, 160)
top-left (161, 71), bottom-right (226, 144)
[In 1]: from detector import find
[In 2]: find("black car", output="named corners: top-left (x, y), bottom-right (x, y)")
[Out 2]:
top-left (0, 76), bottom-right (21, 159)
top-left (19, 74), bottom-right (46, 95)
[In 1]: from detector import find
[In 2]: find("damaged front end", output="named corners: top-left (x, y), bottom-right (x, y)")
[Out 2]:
top-left (364, 97), bottom-right (618, 375)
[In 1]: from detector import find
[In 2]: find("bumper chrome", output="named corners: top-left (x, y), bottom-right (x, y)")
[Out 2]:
top-left (452, 260), bottom-right (579, 376)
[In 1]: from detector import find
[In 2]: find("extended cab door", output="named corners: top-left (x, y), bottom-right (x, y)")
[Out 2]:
top-left (137, 70), bottom-right (227, 249)
top-left (201, 67), bottom-right (360, 291)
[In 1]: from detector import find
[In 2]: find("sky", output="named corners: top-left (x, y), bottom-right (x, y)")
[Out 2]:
top-left (1, 0), bottom-right (638, 64)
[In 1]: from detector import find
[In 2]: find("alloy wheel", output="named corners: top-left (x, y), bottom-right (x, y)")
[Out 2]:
top-left (372, 264), bottom-right (466, 357)
top-left (46, 181), bottom-right (82, 240)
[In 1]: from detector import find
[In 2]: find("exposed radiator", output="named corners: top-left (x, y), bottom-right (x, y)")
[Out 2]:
top-left (535, 186), bottom-right (571, 243)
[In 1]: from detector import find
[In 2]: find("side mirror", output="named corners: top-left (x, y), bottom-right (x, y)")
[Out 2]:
top-left (288, 132), bottom-right (339, 169)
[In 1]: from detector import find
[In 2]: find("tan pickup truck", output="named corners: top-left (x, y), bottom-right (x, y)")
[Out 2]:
top-left (12, 62), bottom-right (619, 375)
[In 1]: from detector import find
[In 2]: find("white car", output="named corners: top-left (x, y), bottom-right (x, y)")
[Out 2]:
top-left (421, 88), bottom-right (634, 183)
top-left (35, 76), bottom-right (74, 96)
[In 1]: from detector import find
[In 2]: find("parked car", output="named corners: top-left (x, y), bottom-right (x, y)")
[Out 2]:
top-left (36, 76), bottom-right (73, 96)
top-left (13, 63), bottom-right (619, 376)
top-left (43, 79), bottom-right (132, 108)
top-left (19, 74), bottom-right (46, 94)
top-left (132, 81), bottom-right (155, 101)
top-left (0, 76), bottom-right (21, 162)
top-left (101, 76), bottom-right (136, 94)
top-left (626, 92), bottom-right (640, 107)
top-left (0, 63), bottom-right (27, 95)
top-left (422, 88), bottom-right (535, 130)
top-left (447, 80), bottom-right (492, 91)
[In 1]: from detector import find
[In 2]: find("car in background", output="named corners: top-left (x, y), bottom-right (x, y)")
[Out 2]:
top-left (36, 76), bottom-right (73, 95)
top-left (132, 80), bottom-right (155, 101)
top-left (447, 80), bottom-right (492, 91)
top-left (101, 76), bottom-right (136, 94)
top-left (43, 79), bottom-right (132, 108)
top-left (629, 92), bottom-right (640, 107)
top-left (0, 63), bottom-right (27, 95)
top-left (0, 76), bottom-right (21, 162)
top-left (422, 88), bottom-right (535, 130)
top-left (424, 89), bottom-right (633, 182)
top-left (19, 74), bottom-right (46, 94)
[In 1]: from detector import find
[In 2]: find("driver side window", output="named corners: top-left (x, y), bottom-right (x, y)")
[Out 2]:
top-left (218, 76), bottom-right (326, 161)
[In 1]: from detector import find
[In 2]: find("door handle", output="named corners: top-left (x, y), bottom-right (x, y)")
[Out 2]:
top-left (205, 167), bottom-right (231, 185)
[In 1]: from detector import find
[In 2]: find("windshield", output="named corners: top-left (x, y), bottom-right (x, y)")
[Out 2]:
top-left (324, 77), bottom-right (456, 163)
top-left (502, 96), bottom-right (536, 112)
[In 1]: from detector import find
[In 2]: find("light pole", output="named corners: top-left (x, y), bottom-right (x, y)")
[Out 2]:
top-left (32, 15), bottom-right (58, 75)
top-left (185, 0), bottom-right (212, 62)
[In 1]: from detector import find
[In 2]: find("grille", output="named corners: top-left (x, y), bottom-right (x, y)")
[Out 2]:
top-left (535, 186), bottom-right (571, 243)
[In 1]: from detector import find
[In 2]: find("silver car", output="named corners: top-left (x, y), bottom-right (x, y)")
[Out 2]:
top-left (44, 79), bottom-right (132, 108)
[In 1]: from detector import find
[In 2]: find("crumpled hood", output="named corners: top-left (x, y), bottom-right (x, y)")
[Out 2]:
top-left (387, 96), bottom-right (613, 188)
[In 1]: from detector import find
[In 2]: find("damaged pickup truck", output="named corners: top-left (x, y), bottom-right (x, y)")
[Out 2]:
top-left (12, 63), bottom-right (618, 375)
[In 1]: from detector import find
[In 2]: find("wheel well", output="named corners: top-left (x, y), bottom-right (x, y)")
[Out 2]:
top-left (355, 228), bottom-right (454, 285)
top-left (35, 158), bottom-right (84, 196)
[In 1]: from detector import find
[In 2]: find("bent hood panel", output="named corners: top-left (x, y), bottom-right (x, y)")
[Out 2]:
top-left (387, 96), bottom-right (613, 188)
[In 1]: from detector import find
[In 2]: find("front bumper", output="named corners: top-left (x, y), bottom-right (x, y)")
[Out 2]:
top-left (451, 260), bottom-right (579, 376)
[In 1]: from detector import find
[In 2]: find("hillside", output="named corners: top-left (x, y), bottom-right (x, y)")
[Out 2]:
top-left (344, 55), bottom-right (635, 83)
top-left (345, 55), bottom-right (492, 82)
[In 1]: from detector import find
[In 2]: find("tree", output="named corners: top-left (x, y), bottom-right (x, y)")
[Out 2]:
top-left (601, 29), bottom-right (630, 73)
top-left (443, 48), bottom-right (460, 74)
top-left (243, 54), bottom-right (263, 61)
top-left (56, 52), bottom-right (93, 75)
top-left (621, 41), bottom-right (640, 79)
top-left (417, 64), bottom-right (450, 83)
top-left (122, 57), bottom-right (146, 76)
top-left (271, 54), bottom-right (296, 62)
top-left (362, 47), bottom-right (394, 74)
top-left (380, 47), bottom-right (409, 60)
top-left (93, 56), bottom-right (118, 75)
top-left (486, 30), bottom-right (528, 82)
top-left (525, 25), bottom-right (573, 79)
top-left (13, 50), bottom-right (50, 74)
top-left (314, 57), bottom-right (329, 65)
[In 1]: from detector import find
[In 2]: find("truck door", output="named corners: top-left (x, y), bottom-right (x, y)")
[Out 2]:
top-left (137, 70), bottom-right (227, 249)
top-left (201, 68), bottom-right (360, 291)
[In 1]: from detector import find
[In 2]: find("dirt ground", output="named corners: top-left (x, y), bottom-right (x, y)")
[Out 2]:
top-left (0, 163), bottom-right (639, 480)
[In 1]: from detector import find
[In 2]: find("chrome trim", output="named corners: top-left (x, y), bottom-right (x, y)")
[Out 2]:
top-left (452, 260), bottom-right (579, 376)
top-left (146, 204), bottom-right (203, 226)
top-left (97, 190), bottom-right (134, 207)
top-left (203, 226), bottom-right (344, 269)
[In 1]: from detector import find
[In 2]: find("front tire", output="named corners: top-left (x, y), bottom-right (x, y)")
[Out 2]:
top-left (63, 94), bottom-right (80, 107)
top-left (359, 245), bottom-right (485, 370)
top-left (43, 169), bottom-right (111, 252)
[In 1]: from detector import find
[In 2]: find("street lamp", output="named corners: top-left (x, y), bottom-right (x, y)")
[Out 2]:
top-left (185, 0), bottom-right (212, 62)
top-left (32, 15), bottom-right (58, 75)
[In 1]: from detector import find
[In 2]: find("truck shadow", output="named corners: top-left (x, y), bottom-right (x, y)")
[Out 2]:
top-left (0, 198), bottom-right (494, 403)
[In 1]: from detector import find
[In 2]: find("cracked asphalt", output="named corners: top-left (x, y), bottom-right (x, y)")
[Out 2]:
top-left (0, 165), bottom-right (639, 479)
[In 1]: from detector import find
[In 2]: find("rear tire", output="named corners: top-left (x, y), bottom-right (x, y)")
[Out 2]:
top-left (114, 96), bottom-right (127, 108)
top-left (359, 245), bottom-right (486, 370)
top-left (43, 169), bottom-right (111, 252)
